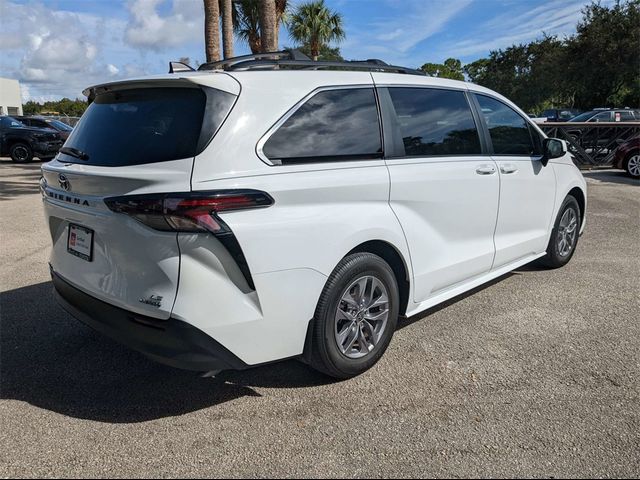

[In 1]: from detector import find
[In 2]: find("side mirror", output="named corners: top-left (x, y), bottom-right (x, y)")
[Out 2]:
top-left (541, 138), bottom-right (566, 166)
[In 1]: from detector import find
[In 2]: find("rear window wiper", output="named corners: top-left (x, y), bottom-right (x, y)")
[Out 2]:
top-left (60, 147), bottom-right (90, 161)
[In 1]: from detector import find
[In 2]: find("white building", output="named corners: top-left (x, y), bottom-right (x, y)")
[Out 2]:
top-left (0, 78), bottom-right (23, 116)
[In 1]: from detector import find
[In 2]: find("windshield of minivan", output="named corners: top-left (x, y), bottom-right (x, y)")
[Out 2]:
top-left (60, 86), bottom-right (235, 166)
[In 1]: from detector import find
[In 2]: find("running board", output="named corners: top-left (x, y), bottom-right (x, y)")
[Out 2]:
top-left (404, 252), bottom-right (546, 318)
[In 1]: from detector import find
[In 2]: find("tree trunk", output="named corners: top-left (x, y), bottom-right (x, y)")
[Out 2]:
top-left (259, 0), bottom-right (277, 53)
top-left (203, 0), bottom-right (221, 63)
top-left (311, 39), bottom-right (319, 61)
top-left (221, 0), bottom-right (234, 59)
top-left (249, 35), bottom-right (262, 54)
top-left (274, 0), bottom-right (287, 51)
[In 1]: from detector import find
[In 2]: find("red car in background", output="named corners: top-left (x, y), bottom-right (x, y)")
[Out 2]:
top-left (613, 137), bottom-right (640, 178)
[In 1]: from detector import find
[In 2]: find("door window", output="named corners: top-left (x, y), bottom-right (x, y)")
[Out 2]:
top-left (476, 95), bottom-right (536, 156)
top-left (387, 87), bottom-right (481, 157)
top-left (591, 112), bottom-right (611, 122)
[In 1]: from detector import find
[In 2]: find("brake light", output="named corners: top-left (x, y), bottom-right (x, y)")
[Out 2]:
top-left (104, 190), bottom-right (273, 234)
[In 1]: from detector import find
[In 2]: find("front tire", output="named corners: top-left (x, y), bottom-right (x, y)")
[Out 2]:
top-left (308, 253), bottom-right (399, 379)
top-left (538, 195), bottom-right (581, 269)
top-left (624, 152), bottom-right (640, 179)
top-left (10, 143), bottom-right (33, 163)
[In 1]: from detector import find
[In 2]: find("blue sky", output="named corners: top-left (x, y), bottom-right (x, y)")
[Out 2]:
top-left (0, 0), bottom-right (610, 101)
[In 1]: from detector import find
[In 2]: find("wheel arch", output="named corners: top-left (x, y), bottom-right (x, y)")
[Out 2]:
top-left (347, 240), bottom-right (411, 316)
top-left (6, 138), bottom-right (29, 150)
top-left (567, 186), bottom-right (586, 227)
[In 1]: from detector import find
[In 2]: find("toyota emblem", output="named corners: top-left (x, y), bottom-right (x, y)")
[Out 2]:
top-left (58, 173), bottom-right (70, 191)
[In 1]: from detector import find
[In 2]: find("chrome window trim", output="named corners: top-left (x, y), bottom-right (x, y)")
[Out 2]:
top-left (255, 84), bottom-right (378, 166)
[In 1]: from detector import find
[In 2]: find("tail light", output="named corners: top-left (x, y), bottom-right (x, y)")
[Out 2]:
top-left (104, 190), bottom-right (273, 234)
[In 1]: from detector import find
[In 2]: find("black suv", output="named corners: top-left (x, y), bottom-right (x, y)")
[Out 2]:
top-left (15, 116), bottom-right (74, 140)
top-left (0, 116), bottom-right (63, 163)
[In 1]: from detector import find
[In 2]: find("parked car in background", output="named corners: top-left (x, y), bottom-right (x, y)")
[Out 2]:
top-left (0, 116), bottom-right (63, 162)
top-left (564, 109), bottom-right (640, 150)
top-left (569, 109), bottom-right (640, 122)
top-left (613, 137), bottom-right (640, 178)
top-left (540, 108), bottom-right (582, 122)
top-left (16, 116), bottom-right (74, 140)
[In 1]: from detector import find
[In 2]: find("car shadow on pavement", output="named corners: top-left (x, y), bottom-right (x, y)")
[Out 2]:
top-left (0, 281), bottom-right (330, 424)
top-left (582, 170), bottom-right (639, 186)
top-left (0, 160), bottom-right (44, 201)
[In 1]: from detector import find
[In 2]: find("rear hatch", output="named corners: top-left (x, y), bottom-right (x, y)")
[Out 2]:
top-left (42, 77), bottom-right (238, 319)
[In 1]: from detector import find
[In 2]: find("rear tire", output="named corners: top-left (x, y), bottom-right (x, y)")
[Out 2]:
top-left (10, 143), bottom-right (33, 163)
top-left (538, 195), bottom-right (581, 269)
top-left (308, 253), bottom-right (399, 379)
top-left (624, 153), bottom-right (640, 179)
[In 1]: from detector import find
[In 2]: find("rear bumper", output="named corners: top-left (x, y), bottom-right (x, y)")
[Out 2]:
top-left (51, 268), bottom-right (248, 372)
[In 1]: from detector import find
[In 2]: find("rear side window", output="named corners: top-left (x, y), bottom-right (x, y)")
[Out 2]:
top-left (60, 87), bottom-right (236, 166)
top-left (476, 95), bottom-right (536, 156)
top-left (262, 88), bottom-right (382, 164)
top-left (617, 111), bottom-right (636, 121)
top-left (387, 87), bottom-right (481, 157)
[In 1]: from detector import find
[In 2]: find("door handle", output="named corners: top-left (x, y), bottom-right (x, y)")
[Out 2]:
top-left (476, 165), bottom-right (496, 175)
top-left (500, 164), bottom-right (518, 174)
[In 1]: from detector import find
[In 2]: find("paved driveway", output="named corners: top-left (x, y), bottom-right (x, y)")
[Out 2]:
top-left (0, 160), bottom-right (638, 478)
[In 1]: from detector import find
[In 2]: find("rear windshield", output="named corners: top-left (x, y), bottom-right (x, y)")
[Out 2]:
top-left (60, 86), bottom-right (235, 166)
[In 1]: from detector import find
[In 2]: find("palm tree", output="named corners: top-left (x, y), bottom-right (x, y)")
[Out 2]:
top-left (288, 0), bottom-right (345, 61)
top-left (203, 0), bottom-right (221, 62)
top-left (274, 0), bottom-right (288, 49)
top-left (221, 0), bottom-right (234, 58)
top-left (234, 0), bottom-right (288, 54)
top-left (234, 0), bottom-right (262, 53)
top-left (260, 0), bottom-right (277, 53)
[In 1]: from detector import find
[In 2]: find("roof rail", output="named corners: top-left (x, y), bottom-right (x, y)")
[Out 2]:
top-left (198, 49), bottom-right (310, 71)
top-left (197, 49), bottom-right (426, 76)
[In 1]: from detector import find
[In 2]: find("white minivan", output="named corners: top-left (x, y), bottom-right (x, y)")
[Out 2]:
top-left (42, 52), bottom-right (586, 379)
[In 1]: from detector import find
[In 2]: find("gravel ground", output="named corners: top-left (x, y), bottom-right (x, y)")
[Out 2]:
top-left (0, 160), bottom-right (638, 478)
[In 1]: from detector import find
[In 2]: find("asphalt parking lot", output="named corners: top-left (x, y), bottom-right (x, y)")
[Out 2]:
top-left (0, 159), bottom-right (638, 478)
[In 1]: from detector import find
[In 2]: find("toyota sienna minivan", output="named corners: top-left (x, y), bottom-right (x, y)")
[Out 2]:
top-left (42, 51), bottom-right (586, 379)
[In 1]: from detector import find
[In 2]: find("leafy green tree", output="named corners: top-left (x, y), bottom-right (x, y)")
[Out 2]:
top-left (288, 0), bottom-right (345, 61)
top-left (21, 98), bottom-right (88, 117)
top-left (22, 101), bottom-right (41, 116)
top-left (566, 0), bottom-right (640, 107)
top-left (420, 58), bottom-right (464, 80)
top-left (462, 0), bottom-right (639, 111)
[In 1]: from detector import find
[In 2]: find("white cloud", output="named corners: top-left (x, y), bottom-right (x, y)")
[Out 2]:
top-left (339, 0), bottom-right (472, 67)
top-left (0, 0), bottom-right (131, 99)
top-left (444, 0), bottom-right (616, 60)
top-left (125, 0), bottom-right (203, 50)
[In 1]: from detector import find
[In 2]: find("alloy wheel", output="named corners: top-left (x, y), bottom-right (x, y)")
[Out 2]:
top-left (334, 275), bottom-right (390, 359)
top-left (557, 207), bottom-right (578, 257)
top-left (627, 154), bottom-right (640, 177)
